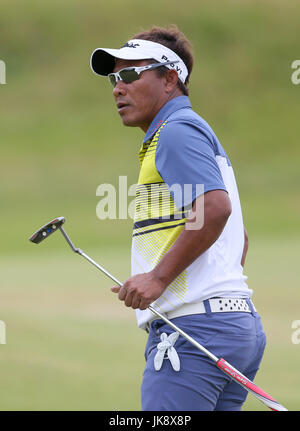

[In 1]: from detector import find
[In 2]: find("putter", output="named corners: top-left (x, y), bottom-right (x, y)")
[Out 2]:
top-left (29, 216), bottom-right (288, 411)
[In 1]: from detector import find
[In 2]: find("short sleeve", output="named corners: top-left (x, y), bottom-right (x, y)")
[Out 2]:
top-left (155, 120), bottom-right (227, 210)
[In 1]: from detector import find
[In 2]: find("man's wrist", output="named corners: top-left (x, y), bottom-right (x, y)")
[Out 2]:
top-left (150, 264), bottom-right (174, 290)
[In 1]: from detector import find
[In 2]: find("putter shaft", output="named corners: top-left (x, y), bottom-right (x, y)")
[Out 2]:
top-left (29, 218), bottom-right (287, 411)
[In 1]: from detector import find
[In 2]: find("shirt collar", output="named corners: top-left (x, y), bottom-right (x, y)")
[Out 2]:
top-left (143, 95), bottom-right (192, 143)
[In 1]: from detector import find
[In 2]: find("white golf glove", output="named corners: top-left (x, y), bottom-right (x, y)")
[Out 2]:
top-left (154, 332), bottom-right (180, 372)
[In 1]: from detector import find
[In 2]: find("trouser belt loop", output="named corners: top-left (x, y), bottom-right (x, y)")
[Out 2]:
top-left (203, 299), bottom-right (212, 315)
top-left (245, 298), bottom-right (255, 316)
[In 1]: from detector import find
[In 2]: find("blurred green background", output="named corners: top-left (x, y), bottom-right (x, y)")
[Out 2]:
top-left (1, 0), bottom-right (299, 411)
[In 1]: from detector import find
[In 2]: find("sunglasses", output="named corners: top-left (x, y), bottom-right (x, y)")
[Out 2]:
top-left (108, 60), bottom-right (179, 87)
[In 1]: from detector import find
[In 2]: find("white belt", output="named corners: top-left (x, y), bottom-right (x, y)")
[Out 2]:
top-left (148, 297), bottom-right (255, 329)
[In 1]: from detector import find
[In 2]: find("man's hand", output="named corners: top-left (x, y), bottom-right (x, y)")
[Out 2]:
top-left (111, 272), bottom-right (167, 310)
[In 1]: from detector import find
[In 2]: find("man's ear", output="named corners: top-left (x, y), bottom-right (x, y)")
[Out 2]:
top-left (164, 68), bottom-right (179, 92)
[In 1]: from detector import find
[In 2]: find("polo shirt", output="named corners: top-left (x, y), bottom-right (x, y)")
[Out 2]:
top-left (132, 96), bottom-right (252, 329)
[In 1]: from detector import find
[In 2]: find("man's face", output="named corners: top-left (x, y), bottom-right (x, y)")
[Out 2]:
top-left (112, 59), bottom-right (167, 132)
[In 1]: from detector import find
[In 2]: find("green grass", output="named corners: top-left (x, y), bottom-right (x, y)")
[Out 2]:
top-left (0, 248), bottom-right (146, 410)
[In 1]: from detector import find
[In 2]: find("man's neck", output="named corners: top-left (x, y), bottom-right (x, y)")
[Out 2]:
top-left (140, 89), bottom-right (184, 133)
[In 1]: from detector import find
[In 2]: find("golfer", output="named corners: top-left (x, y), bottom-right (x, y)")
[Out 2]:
top-left (90, 25), bottom-right (266, 411)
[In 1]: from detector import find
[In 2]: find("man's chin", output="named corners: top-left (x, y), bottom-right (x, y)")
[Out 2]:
top-left (119, 112), bottom-right (148, 131)
top-left (120, 115), bottom-right (138, 128)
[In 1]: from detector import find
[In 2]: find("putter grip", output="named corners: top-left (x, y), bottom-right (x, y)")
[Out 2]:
top-left (217, 358), bottom-right (287, 411)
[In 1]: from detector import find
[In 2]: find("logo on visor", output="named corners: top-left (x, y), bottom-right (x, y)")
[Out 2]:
top-left (161, 54), bottom-right (182, 75)
top-left (122, 42), bottom-right (140, 48)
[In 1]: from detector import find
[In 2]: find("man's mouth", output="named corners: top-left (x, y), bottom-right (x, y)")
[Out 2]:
top-left (116, 102), bottom-right (129, 113)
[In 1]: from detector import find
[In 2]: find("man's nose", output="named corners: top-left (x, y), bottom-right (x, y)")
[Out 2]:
top-left (113, 79), bottom-right (127, 97)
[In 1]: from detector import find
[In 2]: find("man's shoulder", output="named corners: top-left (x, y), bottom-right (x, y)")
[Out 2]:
top-left (160, 105), bottom-right (218, 150)
top-left (167, 105), bottom-right (214, 134)
top-left (158, 102), bottom-right (229, 162)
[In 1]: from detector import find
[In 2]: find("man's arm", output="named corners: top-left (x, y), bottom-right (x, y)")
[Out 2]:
top-left (111, 189), bottom-right (232, 310)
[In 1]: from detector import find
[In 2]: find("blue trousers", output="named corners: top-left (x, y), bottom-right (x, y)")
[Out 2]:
top-left (141, 301), bottom-right (266, 411)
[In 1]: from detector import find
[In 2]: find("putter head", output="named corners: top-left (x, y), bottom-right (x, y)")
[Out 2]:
top-left (29, 217), bottom-right (65, 244)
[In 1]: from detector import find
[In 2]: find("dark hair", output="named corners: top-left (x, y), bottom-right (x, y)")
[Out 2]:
top-left (132, 25), bottom-right (193, 96)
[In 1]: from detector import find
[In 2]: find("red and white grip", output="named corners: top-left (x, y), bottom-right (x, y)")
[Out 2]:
top-left (217, 358), bottom-right (288, 411)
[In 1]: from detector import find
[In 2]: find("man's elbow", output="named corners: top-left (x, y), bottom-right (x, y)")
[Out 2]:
top-left (222, 197), bottom-right (232, 222)
top-left (210, 190), bottom-right (232, 226)
top-left (190, 190), bottom-right (232, 230)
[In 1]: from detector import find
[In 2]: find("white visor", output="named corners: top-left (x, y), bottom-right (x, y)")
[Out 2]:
top-left (90, 39), bottom-right (188, 84)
